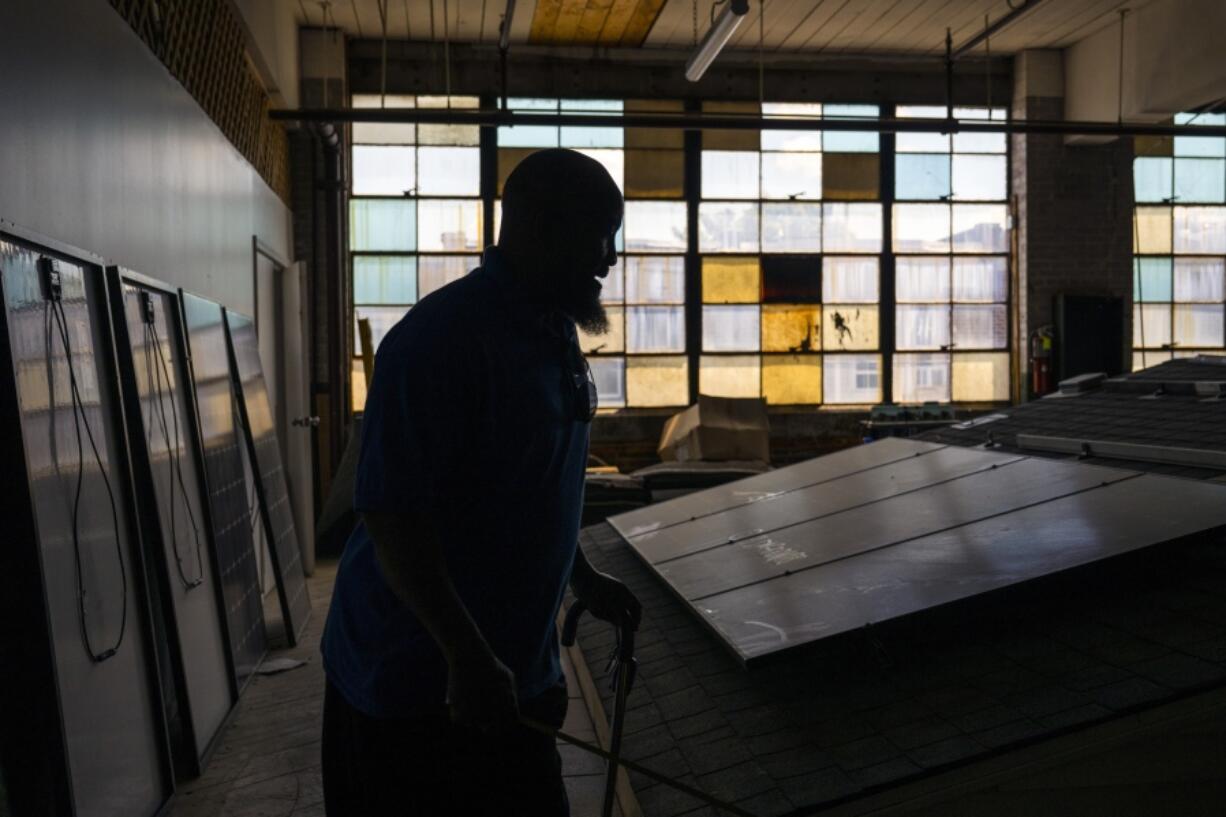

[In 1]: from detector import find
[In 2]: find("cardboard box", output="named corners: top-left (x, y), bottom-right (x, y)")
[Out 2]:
top-left (658, 395), bottom-right (770, 463)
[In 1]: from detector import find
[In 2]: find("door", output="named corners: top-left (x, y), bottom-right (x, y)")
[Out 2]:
top-left (281, 262), bottom-right (315, 574)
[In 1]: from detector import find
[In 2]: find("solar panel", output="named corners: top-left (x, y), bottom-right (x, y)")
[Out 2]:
top-left (610, 443), bottom-right (1226, 664)
top-left (181, 293), bottom-right (267, 686)
top-left (225, 310), bottom-right (311, 646)
top-left (0, 239), bottom-right (172, 814)
top-left (109, 271), bottom-right (236, 768)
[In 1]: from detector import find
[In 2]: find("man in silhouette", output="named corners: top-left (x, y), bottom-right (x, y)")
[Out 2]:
top-left (321, 148), bottom-right (641, 816)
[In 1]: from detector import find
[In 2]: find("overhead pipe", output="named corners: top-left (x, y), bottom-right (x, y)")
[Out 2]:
top-left (952, 0), bottom-right (1050, 59)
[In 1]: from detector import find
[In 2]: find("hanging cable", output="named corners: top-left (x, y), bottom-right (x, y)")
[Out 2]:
top-left (757, 0), bottom-right (765, 110)
top-left (142, 303), bottom-right (205, 590)
top-left (984, 14), bottom-right (991, 112)
top-left (377, 0), bottom-right (389, 107)
top-left (443, 0), bottom-right (452, 105)
top-left (1117, 9), bottom-right (1127, 125)
top-left (43, 276), bottom-right (127, 664)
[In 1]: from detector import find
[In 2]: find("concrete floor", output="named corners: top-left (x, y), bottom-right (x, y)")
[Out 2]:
top-left (170, 561), bottom-right (616, 817)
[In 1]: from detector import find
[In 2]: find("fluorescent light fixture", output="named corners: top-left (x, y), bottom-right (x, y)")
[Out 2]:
top-left (686, 0), bottom-right (751, 82)
top-left (498, 0), bottom-right (517, 50)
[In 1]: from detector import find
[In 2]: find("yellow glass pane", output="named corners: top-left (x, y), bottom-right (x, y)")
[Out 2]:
top-left (952, 352), bottom-right (1010, 401)
top-left (417, 95), bottom-right (480, 145)
top-left (703, 101), bottom-right (760, 150)
top-left (351, 358), bottom-right (368, 413)
top-left (699, 355), bottom-right (761, 398)
top-left (626, 99), bottom-right (684, 148)
top-left (702, 257), bottom-right (760, 303)
top-left (625, 150), bottom-right (685, 198)
top-left (1135, 134), bottom-right (1173, 157)
top-left (822, 305), bottom-right (879, 350)
top-left (822, 153), bottom-right (879, 200)
top-left (1134, 206), bottom-right (1172, 254)
top-left (762, 305), bottom-right (821, 352)
top-left (626, 355), bottom-right (689, 406)
top-left (578, 306), bottom-right (625, 354)
top-left (498, 147), bottom-right (537, 195)
top-left (763, 354), bottom-right (822, 404)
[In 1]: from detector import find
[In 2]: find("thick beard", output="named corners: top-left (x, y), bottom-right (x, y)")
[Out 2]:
top-left (571, 295), bottom-right (609, 335)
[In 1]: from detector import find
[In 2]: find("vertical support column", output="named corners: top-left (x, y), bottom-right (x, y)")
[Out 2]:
top-left (879, 121), bottom-right (896, 404)
top-left (684, 99), bottom-right (702, 404)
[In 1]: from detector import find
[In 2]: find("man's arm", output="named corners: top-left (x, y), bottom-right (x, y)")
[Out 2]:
top-left (365, 509), bottom-right (518, 729)
top-left (570, 545), bottom-right (642, 631)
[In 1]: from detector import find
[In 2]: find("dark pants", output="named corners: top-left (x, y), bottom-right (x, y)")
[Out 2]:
top-left (321, 680), bottom-right (570, 817)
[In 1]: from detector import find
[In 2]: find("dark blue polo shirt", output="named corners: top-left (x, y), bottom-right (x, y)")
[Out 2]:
top-left (321, 247), bottom-right (590, 718)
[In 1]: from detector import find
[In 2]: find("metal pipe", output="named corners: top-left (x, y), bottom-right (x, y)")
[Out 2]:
top-left (272, 108), bottom-right (1226, 138)
top-left (686, 0), bottom-right (751, 82)
top-left (498, 0), bottom-right (516, 51)
top-left (952, 0), bottom-right (1050, 59)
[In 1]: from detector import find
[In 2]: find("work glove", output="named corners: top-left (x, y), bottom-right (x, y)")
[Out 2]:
top-left (572, 569), bottom-right (642, 632)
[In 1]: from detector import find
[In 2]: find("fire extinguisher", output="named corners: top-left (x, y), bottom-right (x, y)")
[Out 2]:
top-left (1030, 325), bottom-right (1054, 397)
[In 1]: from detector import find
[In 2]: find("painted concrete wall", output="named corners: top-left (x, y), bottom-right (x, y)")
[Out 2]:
top-left (0, 0), bottom-right (292, 317)
top-left (234, 0), bottom-right (301, 109)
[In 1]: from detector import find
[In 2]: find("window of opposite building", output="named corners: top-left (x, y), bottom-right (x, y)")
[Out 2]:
top-left (1133, 112), bottom-right (1226, 369)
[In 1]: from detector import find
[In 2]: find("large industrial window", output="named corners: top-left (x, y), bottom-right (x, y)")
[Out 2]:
top-left (1133, 112), bottom-right (1226, 369)
top-left (349, 94), bottom-right (482, 409)
top-left (892, 106), bottom-right (1011, 403)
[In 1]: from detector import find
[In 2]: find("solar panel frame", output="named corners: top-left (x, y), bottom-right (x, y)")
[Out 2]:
top-left (0, 231), bottom-right (175, 816)
top-left (106, 267), bottom-right (239, 775)
top-left (224, 310), bottom-right (311, 646)
top-left (180, 292), bottom-right (268, 688)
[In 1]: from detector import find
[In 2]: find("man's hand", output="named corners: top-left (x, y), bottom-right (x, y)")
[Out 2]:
top-left (571, 568), bottom-right (642, 632)
top-left (446, 648), bottom-right (519, 732)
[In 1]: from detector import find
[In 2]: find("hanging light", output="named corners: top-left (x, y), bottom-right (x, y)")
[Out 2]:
top-left (685, 0), bottom-right (750, 83)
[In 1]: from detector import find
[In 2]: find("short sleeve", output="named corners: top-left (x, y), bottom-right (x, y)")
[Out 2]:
top-left (353, 323), bottom-right (479, 514)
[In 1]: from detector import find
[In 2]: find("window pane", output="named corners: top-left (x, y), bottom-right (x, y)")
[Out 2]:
top-left (578, 305), bottom-right (625, 354)
top-left (417, 199), bottom-right (482, 251)
top-left (703, 257), bottom-right (760, 304)
top-left (893, 352), bottom-right (951, 403)
top-left (600, 258), bottom-right (625, 303)
top-left (1174, 304), bottom-right (1225, 347)
top-left (702, 101), bottom-right (760, 150)
top-left (1134, 157), bottom-right (1173, 203)
top-left (761, 256), bottom-right (821, 302)
top-left (627, 306), bottom-right (685, 352)
top-left (1173, 158), bottom-right (1226, 203)
top-left (418, 255), bottom-right (477, 297)
top-left (625, 202), bottom-right (687, 252)
top-left (762, 304), bottom-right (821, 352)
top-left (822, 153), bottom-right (879, 200)
top-left (1134, 258), bottom-right (1173, 302)
top-left (354, 306), bottom-right (408, 351)
top-left (626, 99), bottom-right (684, 148)
top-left (625, 150), bottom-right (684, 198)
top-left (822, 104), bottom-right (879, 152)
top-left (823, 257), bottom-right (879, 303)
top-left (354, 256), bottom-right (416, 304)
top-left (626, 355), bottom-right (689, 407)
top-left (1174, 206), bottom-right (1226, 254)
top-left (353, 145), bottom-right (415, 195)
top-left (824, 354), bottom-right (881, 403)
top-left (953, 257), bottom-right (1008, 302)
top-left (416, 95), bottom-right (480, 145)
top-left (577, 148), bottom-right (625, 193)
top-left (893, 203), bottom-right (950, 253)
top-left (952, 352), bottom-right (1010, 401)
top-left (1174, 113), bottom-right (1226, 157)
top-left (498, 98), bottom-right (559, 147)
top-left (588, 357), bottom-right (626, 408)
top-left (896, 256), bottom-right (950, 302)
top-left (1136, 135), bottom-right (1174, 157)
top-left (897, 305), bottom-right (950, 350)
top-left (761, 153), bottom-right (822, 200)
top-left (952, 204), bottom-right (1008, 253)
top-left (952, 107), bottom-right (1007, 153)
top-left (823, 305), bottom-right (878, 350)
top-left (1133, 349), bottom-right (1173, 370)
top-left (700, 355), bottom-right (761, 398)
top-left (895, 106), bottom-right (950, 153)
top-left (416, 147), bottom-right (480, 195)
top-left (699, 202), bottom-right (760, 253)
top-left (762, 203), bottom-right (822, 252)
top-left (560, 99), bottom-right (624, 148)
top-left (895, 154), bottom-right (950, 200)
top-left (952, 155), bottom-right (1007, 201)
top-left (350, 199), bottom-right (416, 251)
top-left (763, 354), bottom-right (822, 404)
top-left (1135, 206), bottom-right (1172, 254)
top-left (1133, 304), bottom-right (1172, 347)
top-left (351, 357), bottom-right (368, 412)
top-left (822, 203), bottom-right (882, 253)
top-left (953, 304), bottom-right (1007, 349)
top-left (1174, 258), bottom-right (1225, 302)
top-left (702, 151), bottom-right (760, 199)
top-left (352, 94), bottom-right (415, 145)
top-left (761, 103), bottom-right (822, 151)
top-left (626, 256), bottom-right (685, 303)
top-left (703, 305), bottom-right (760, 351)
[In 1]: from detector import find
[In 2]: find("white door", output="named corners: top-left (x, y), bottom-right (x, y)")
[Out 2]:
top-left (281, 261), bottom-right (316, 575)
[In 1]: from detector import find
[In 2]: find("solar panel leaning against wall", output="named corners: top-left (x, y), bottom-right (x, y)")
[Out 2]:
top-left (106, 267), bottom-right (238, 777)
top-left (0, 233), bottom-right (173, 816)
